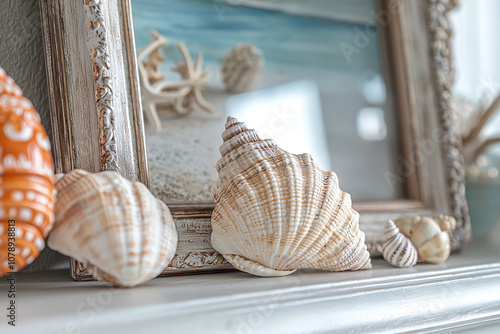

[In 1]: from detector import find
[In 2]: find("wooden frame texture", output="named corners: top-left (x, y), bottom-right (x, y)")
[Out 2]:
top-left (39, 0), bottom-right (470, 280)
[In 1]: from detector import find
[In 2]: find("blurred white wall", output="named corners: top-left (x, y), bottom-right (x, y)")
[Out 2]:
top-left (452, 0), bottom-right (500, 100)
top-left (452, 1), bottom-right (500, 241)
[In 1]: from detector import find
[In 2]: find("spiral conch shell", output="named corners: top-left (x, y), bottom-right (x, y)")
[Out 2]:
top-left (0, 67), bottom-right (56, 276)
top-left (382, 221), bottom-right (418, 268)
top-left (394, 215), bottom-right (456, 264)
top-left (221, 43), bottom-right (263, 93)
top-left (48, 170), bottom-right (177, 287)
top-left (210, 117), bottom-right (371, 277)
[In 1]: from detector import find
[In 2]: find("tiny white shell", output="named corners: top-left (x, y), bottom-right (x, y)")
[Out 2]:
top-left (221, 43), bottom-right (263, 93)
top-left (382, 220), bottom-right (418, 268)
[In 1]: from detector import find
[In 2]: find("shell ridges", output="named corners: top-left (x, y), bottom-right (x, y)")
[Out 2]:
top-left (211, 117), bottom-right (371, 276)
top-left (48, 170), bottom-right (178, 287)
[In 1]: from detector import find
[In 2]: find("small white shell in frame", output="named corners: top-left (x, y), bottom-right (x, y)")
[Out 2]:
top-left (221, 43), bottom-right (263, 93)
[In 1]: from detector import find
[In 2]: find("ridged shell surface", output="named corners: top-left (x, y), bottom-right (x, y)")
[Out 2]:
top-left (48, 170), bottom-right (178, 287)
top-left (394, 215), bottom-right (456, 264)
top-left (382, 220), bottom-right (418, 268)
top-left (0, 67), bottom-right (56, 276)
top-left (221, 43), bottom-right (263, 93)
top-left (210, 117), bottom-right (371, 277)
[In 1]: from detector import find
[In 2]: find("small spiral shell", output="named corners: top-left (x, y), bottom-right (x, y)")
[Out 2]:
top-left (382, 220), bottom-right (418, 268)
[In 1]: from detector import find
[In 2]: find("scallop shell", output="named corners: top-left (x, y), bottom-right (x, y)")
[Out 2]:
top-left (0, 67), bottom-right (56, 276)
top-left (382, 220), bottom-right (418, 268)
top-left (221, 43), bottom-right (263, 93)
top-left (210, 117), bottom-right (371, 277)
top-left (394, 215), bottom-right (456, 264)
top-left (47, 169), bottom-right (177, 287)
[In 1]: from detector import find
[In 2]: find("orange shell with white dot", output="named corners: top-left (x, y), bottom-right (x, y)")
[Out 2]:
top-left (0, 67), bottom-right (56, 276)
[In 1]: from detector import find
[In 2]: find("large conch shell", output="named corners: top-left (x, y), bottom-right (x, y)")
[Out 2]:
top-left (48, 170), bottom-right (177, 287)
top-left (210, 117), bottom-right (371, 277)
top-left (382, 220), bottom-right (418, 268)
top-left (221, 43), bottom-right (263, 93)
top-left (0, 67), bottom-right (56, 276)
top-left (394, 215), bottom-right (456, 264)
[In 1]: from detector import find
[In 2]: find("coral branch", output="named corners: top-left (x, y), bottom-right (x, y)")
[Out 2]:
top-left (143, 30), bottom-right (166, 84)
top-left (463, 94), bottom-right (500, 145)
top-left (472, 136), bottom-right (500, 162)
top-left (137, 31), bottom-right (214, 132)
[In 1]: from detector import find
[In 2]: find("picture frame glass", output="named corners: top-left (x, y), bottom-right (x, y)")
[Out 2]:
top-left (132, 0), bottom-right (406, 204)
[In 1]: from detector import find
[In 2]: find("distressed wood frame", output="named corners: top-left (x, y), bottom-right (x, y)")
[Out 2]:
top-left (39, 0), bottom-right (470, 280)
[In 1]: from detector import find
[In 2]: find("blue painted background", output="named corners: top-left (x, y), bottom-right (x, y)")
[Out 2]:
top-left (131, 0), bottom-right (382, 74)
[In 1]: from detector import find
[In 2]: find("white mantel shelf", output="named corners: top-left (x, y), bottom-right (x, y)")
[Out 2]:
top-left (1, 241), bottom-right (500, 334)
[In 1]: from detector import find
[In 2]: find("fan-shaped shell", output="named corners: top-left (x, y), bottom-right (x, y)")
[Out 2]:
top-left (0, 67), bottom-right (56, 276)
top-left (382, 220), bottom-right (418, 268)
top-left (221, 43), bottom-right (263, 93)
top-left (210, 117), bottom-right (371, 277)
top-left (47, 170), bottom-right (177, 287)
top-left (394, 215), bottom-right (456, 264)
